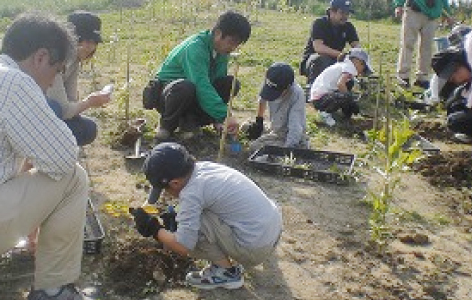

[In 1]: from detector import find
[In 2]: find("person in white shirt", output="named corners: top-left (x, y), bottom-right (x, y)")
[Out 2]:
top-left (0, 13), bottom-right (90, 300)
top-left (309, 48), bottom-right (373, 126)
top-left (432, 47), bottom-right (472, 143)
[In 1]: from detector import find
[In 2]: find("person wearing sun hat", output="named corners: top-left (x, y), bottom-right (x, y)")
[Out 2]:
top-left (309, 48), bottom-right (372, 127)
top-left (245, 62), bottom-right (309, 152)
top-left (300, 0), bottom-right (360, 85)
top-left (432, 47), bottom-right (472, 143)
top-left (130, 142), bottom-right (283, 290)
top-left (46, 10), bottom-right (110, 146)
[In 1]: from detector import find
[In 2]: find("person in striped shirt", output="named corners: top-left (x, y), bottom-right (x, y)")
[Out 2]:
top-left (0, 13), bottom-right (91, 300)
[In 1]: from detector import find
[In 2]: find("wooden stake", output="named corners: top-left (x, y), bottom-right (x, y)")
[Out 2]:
top-left (217, 55), bottom-right (240, 162)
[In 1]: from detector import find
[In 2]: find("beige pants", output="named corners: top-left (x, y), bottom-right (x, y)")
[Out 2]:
top-left (189, 211), bottom-right (279, 268)
top-left (0, 164), bottom-right (88, 289)
top-left (397, 8), bottom-right (438, 81)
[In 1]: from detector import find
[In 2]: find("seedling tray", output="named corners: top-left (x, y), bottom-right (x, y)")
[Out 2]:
top-left (84, 199), bottom-right (105, 254)
top-left (403, 134), bottom-right (440, 155)
top-left (248, 145), bottom-right (355, 185)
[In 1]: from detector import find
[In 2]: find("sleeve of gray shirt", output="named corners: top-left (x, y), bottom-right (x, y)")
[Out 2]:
top-left (285, 84), bottom-right (307, 148)
top-left (174, 162), bottom-right (283, 250)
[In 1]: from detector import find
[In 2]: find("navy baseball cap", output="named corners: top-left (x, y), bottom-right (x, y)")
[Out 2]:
top-left (330, 0), bottom-right (354, 13)
top-left (142, 142), bottom-right (195, 204)
top-left (432, 47), bottom-right (468, 81)
top-left (259, 62), bottom-right (294, 101)
top-left (68, 11), bottom-right (103, 43)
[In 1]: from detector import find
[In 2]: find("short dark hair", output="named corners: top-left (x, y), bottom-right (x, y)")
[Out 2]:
top-left (1, 12), bottom-right (76, 65)
top-left (212, 11), bottom-right (251, 44)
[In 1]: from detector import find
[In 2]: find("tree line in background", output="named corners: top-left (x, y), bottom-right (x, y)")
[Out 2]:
top-left (0, 0), bottom-right (471, 23)
top-left (249, 0), bottom-right (472, 21)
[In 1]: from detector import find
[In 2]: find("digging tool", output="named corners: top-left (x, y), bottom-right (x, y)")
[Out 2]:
top-left (217, 53), bottom-right (240, 162)
top-left (125, 118), bottom-right (147, 160)
top-left (125, 136), bottom-right (146, 160)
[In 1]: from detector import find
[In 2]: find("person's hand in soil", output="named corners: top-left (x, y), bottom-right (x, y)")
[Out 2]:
top-left (129, 207), bottom-right (163, 238)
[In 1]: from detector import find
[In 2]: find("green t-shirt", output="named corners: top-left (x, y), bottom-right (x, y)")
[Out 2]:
top-left (156, 30), bottom-right (229, 122)
top-left (394, 0), bottom-right (451, 19)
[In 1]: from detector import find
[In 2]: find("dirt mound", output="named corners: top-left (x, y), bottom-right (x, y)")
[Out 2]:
top-left (103, 238), bottom-right (194, 297)
top-left (414, 151), bottom-right (472, 188)
top-left (413, 120), bottom-right (452, 142)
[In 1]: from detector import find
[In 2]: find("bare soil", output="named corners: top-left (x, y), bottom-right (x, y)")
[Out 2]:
top-left (3, 116), bottom-right (472, 300)
top-left (2, 66), bottom-right (472, 300)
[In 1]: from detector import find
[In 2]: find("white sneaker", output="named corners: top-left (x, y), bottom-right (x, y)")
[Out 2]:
top-left (185, 264), bottom-right (244, 290)
top-left (319, 112), bottom-right (336, 127)
top-left (453, 133), bottom-right (472, 144)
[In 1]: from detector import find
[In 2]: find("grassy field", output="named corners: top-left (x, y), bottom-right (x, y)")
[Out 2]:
top-left (3, 2), bottom-right (472, 300)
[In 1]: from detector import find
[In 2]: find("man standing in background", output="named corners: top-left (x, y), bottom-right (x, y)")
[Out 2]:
top-left (394, 0), bottom-right (454, 89)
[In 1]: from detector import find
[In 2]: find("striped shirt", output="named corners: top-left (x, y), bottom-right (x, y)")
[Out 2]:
top-left (0, 54), bottom-right (78, 183)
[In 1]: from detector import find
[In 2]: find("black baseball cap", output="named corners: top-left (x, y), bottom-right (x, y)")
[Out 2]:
top-left (330, 0), bottom-right (354, 13)
top-left (432, 47), bottom-right (468, 81)
top-left (67, 11), bottom-right (102, 43)
top-left (142, 142), bottom-right (195, 204)
top-left (259, 62), bottom-right (294, 101)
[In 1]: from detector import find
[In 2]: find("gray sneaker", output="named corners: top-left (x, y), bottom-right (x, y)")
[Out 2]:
top-left (453, 133), bottom-right (472, 144)
top-left (155, 127), bottom-right (170, 140)
top-left (185, 264), bottom-right (244, 290)
top-left (319, 111), bottom-right (336, 127)
top-left (27, 284), bottom-right (92, 300)
top-left (180, 128), bottom-right (202, 140)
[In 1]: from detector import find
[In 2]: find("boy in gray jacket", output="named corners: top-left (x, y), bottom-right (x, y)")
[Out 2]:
top-left (247, 62), bottom-right (309, 152)
top-left (130, 142), bottom-right (282, 290)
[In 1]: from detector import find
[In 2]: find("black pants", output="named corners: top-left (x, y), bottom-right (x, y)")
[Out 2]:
top-left (157, 76), bottom-right (239, 132)
top-left (313, 91), bottom-right (359, 119)
top-left (446, 92), bottom-right (472, 135)
top-left (304, 54), bottom-right (336, 84)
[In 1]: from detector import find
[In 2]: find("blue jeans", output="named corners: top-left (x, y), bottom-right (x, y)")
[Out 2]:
top-left (47, 100), bottom-right (97, 146)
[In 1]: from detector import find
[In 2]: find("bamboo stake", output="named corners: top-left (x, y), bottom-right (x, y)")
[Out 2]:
top-left (217, 55), bottom-right (240, 162)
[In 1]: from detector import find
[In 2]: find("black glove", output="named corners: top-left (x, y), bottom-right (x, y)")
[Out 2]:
top-left (160, 206), bottom-right (177, 232)
top-left (246, 117), bottom-right (264, 140)
top-left (129, 207), bottom-right (162, 238)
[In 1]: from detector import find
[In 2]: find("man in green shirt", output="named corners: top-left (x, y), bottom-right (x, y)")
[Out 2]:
top-left (145, 11), bottom-right (251, 140)
top-left (394, 0), bottom-right (454, 89)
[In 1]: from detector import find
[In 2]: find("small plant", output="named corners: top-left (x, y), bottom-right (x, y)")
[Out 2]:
top-left (364, 74), bottom-right (423, 253)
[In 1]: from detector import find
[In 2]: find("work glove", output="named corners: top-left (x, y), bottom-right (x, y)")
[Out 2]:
top-left (160, 206), bottom-right (177, 232)
top-left (246, 117), bottom-right (264, 140)
top-left (129, 207), bottom-right (163, 238)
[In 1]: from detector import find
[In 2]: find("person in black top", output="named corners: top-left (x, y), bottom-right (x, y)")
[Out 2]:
top-left (300, 0), bottom-right (360, 84)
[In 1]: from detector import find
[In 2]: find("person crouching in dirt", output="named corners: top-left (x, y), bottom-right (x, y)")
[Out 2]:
top-left (142, 11), bottom-right (251, 141)
top-left (308, 48), bottom-right (373, 127)
top-left (243, 62), bottom-right (309, 152)
top-left (432, 47), bottom-right (472, 143)
top-left (130, 142), bottom-right (282, 290)
top-left (423, 24), bottom-right (472, 105)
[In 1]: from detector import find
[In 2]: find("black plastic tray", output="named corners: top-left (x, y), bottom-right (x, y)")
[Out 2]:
top-left (403, 134), bottom-right (440, 154)
top-left (248, 145), bottom-right (356, 185)
top-left (84, 199), bottom-right (105, 254)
